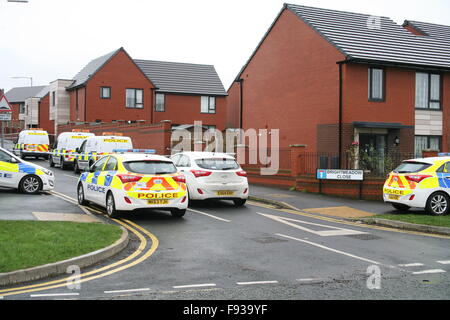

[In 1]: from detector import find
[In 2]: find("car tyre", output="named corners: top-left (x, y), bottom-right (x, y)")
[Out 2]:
top-left (106, 192), bottom-right (120, 218)
top-left (233, 199), bottom-right (247, 207)
top-left (426, 192), bottom-right (450, 216)
top-left (49, 156), bottom-right (55, 168)
top-left (171, 208), bottom-right (186, 218)
top-left (77, 183), bottom-right (88, 206)
top-left (392, 203), bottom-right (410, 212)
top-left (19, 175), bottom-right (42, 194)
top-left (74, 161), bottom-right (81, 174)
top-left (61, 157), bottom-right (69, 170)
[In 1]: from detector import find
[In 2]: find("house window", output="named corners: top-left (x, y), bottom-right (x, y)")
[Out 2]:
top-left (51, 91), bottom-right (56, 106)
top-left (416, 73), bottom-right (441, 110)
top-left (415, 136), bottom-right (441, 157)
top-left (201, 96), bottom-right (216, 114)
top-left (126, 89), bottom-right (144, 109)
top-left (19, 103), bottom-right (25, 114)
top-left (155, 93), bottom-right (165, 112)
top-left (368, 68), bottom-right (385, 101)
top-left (100, 87), bottom-right (111, 99)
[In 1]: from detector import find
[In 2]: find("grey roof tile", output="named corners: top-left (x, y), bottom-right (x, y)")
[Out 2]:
top-left (285, 4), bottom-right (450, 69)
top-left (5, 86), bottom-right (47, 103)
top-left (134, 59), bottom-right (227, 96)
top-left (404, 20), bottom-right (450, 43)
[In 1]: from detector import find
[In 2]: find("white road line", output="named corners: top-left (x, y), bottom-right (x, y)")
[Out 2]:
top-left (297, 278), bottom-right (326, 282)
top-left (30, 293), bottom-right (80, 298)
top-left (104, 288), bottom-right (151, 294)
top-left (398, 263), bottom-right (424, 267)
top-left (63, 174), bottom-right (79, 179)
top-left (412, 269), bottom-right (446, 275)
top-left (48, 191), bottom-right (78, 205)
top-left (437, 260), bottom-right (450, 265)
top-left (188, 209), bottom-right (231, 223)
top-left (173, 283), bottom-right (217, 289)
top-left (276, 233), bottom-right (382, 265)
top-left (237, 281), bottom-right (279, 286)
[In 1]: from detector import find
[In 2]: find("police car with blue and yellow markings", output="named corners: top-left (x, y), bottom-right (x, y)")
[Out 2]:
top-left (77, 150), bottom-right (188, 218)
top-left (0, 147), bottom-right (54, 194)
top-left (384, 155), bottom-right (450, 216)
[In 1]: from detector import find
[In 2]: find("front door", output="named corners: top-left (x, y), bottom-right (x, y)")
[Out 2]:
top-left (359, 134), bottom-right (387, 174)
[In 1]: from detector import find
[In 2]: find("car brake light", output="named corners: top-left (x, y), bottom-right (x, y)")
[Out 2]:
top-left (173, 175), bottom-right (186, 184)
top-left (405, 175), bottom-right (433, 183)
top-left (236, 171), bottom-right (247, 177)
top-left (117, 174), bottom-right (142, 184)
top-left (190, 170), bottom-right (212, 178)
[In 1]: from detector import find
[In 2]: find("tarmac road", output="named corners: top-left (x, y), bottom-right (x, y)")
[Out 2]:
top-left (1, 158), bottom-right (450, 301)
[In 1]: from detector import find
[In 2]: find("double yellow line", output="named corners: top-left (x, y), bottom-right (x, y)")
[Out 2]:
top-left (0, 214), bottom-right (159, 298)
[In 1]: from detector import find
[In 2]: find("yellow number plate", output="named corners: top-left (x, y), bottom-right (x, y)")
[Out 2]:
top-left (388, 195), bottom-right (401, 201)
top-left (148, 200), bottom-right (169, 205)
top-left (216, 191), bottom-right (235, 196)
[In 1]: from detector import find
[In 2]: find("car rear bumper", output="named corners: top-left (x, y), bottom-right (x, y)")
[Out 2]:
top-left (114, 189), bottom-right (188, 211)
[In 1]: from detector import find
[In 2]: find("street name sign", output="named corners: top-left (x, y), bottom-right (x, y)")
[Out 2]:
top-left (316, 169), bottom-right (364, 181)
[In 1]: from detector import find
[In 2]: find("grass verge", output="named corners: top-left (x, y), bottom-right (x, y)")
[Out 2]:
top-left (378, 214), bottom-right (450, 228)
top-left (0, 221), bottom-right (122, 273)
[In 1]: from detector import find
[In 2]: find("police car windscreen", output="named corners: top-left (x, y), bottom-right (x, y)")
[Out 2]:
top-left (123, 161), bottom-right (177, 175)
top-left (195, 158), bottom-right (240, 171)
top-left (394, 162), bottom-right (431, 174)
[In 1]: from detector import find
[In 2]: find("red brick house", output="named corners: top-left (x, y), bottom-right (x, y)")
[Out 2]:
top-left (227, 4), bottom-right (450, 168)
top-left (66, 47), bottom-right (227, 130)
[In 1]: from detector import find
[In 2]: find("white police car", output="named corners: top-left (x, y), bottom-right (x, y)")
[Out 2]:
top-left (0, 147), bottom-right (54, 194)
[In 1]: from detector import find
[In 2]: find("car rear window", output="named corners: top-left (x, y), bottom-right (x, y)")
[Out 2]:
top-left (123, 161), bottom-right (177, 175)
top-left (393, 162), bottom-right (432, 174)
top-left (195, 158), bottom-right (240, 170)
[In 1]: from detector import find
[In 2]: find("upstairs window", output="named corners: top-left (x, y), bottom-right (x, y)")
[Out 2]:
top-left (368, 68), bottom-right (385, 101)
top-left (100, 87), bottom-right (111, 99)
top-left (416, 73), bottom-right (441, 110)
top-left (201, 96), bottom-right (216, 114)
top-left (155, 93), bottom-right (165, 112)
top-left (126, 89), bottom-right (144, 109)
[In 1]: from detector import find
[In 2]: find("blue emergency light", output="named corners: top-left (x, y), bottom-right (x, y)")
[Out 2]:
top-left (113, 149), bottom-right (156, 154)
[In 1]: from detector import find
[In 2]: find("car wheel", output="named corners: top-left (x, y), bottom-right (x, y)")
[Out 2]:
top-left (392, 203), bottom-right (410, 212)
top-left (171, 208), bottom-right (186, 218)
top-left (233, 199), bottom-right (247, 207)
top-left (77, 183), bottom-right (88, 206)
top-left (19, 175), bottom-right (42, 194)
top-left (426, 192), bottom-right (450, 216)
top-left (61, 157), bottom-right (69, 170)
top-left (74, 161), bottom-right (80, 174)
top-left (49, 156), bottom-right (55, 168)
top-left (106, 192), bottom-right (120, 218)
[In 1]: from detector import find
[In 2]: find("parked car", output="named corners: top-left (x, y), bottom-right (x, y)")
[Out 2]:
top-left (13, 129), bottom-right (50, 160)
top-left (170, 152), bottom-right (249, 206)
top-left (50, 130), bottom-right (95, 170)
top-left (384, 156), bottom-right (450, 216)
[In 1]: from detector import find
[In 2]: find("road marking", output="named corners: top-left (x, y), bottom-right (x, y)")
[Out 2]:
top-left (104, 288), bottom-right (151, 294)
top-left (30, 293), bottom-right (80, 298)
top-left (297, 278), bottom-right (327, 283)
top-left (188, 208), bottom-right (231, 223)
top-left (412, 269), bottom-right (446, 275)
top-left (437, 260), bottom-right (450, 265)
top-left (398, 263), bottom-right (424, 267)
top-left (63, 174), bottom-right (79, 180)
top-left (236, 281), bottom-right (278, 286)
top-left (258, 213), bottom-right (367, 237)
top-left (276, 233), bottom-right (382, 265)
top-left (173, 283), bottom-right (217, 289)
top-left (48, 190), bottom-right (78, 205)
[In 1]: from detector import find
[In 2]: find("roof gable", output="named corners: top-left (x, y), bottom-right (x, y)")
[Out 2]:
top-left (5, 86), bottom-right (47, 103)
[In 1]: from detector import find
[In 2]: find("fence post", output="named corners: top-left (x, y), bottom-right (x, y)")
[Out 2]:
top-left (289, 144), bottom-right (307, 177)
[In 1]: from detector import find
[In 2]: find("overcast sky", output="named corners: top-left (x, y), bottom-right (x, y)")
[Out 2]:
top-left (1, 0), bottom-right (449, 92)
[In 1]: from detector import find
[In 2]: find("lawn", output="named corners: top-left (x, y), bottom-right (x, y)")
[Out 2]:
top-left (0, 221), bottom-right (122, 273)
top-left (378, 213), bottom-right (450, 228)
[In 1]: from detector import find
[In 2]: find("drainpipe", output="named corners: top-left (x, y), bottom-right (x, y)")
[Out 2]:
top-left (338, 62), bottom-right (343, 169)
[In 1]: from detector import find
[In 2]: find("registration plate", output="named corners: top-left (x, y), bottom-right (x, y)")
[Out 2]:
top-left (148, 200), bottom-right (169, 205)
top-left (216, 191), bottom-right (235, 196)
top-left (388, 195), bottom-right (401, 201)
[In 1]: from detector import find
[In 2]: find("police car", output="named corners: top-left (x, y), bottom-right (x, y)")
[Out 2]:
top-left (384, 155), bottom-right (450, 216)
top-left (0, 147), bottom-right (54, 194)
top-left (50, 130), bottom-right (95, 170)
top-left (13, 129), bottom-right (50, 160)
top-left (73, 133), bottom-right (133, 173)
top-left (77, 150), bottom-right (188, 218)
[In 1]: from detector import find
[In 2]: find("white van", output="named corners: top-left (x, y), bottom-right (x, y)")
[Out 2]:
top-left (50, 131), bottom-right (95, 170)
top-left (14, 129), bottom-right (50, 160)
top-left (73, 134), bottom-right (133, 173)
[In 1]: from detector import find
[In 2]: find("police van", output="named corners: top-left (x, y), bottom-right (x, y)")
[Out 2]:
top-left (50, 130), bottom-right (95, 170)
top-left (73, 133), bottom-right (133, 173)
top-left (0, 146), bottom-right (54, 194)
top-left (14, 129), bottom-right (50, 160)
